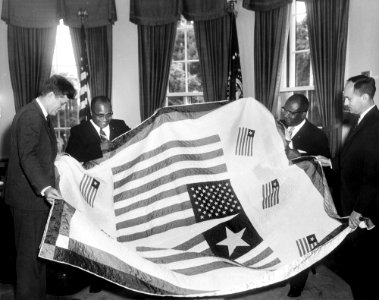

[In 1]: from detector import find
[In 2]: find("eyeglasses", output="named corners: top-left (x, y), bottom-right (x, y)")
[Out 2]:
top-left (281, 107), bottom-right (307, 115)
top-left (93, 112), bottom-right (113, 119)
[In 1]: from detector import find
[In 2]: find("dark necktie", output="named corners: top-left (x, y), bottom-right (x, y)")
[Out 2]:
top-left (46, 116), bottom-right (51, 128)
top-left (100, 128), bottom-right (108, 142)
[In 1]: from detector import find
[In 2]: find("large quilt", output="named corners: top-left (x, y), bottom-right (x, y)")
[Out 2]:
top-left (39, 98), bottom-right (350, 297)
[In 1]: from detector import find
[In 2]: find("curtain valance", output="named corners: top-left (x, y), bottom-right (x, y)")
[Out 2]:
top-left (243, 0), bottom-right (292, 11)
top-left (130, 0), bottom-right (227, 26)
top-left (1, 0), bottom-right (117, 28)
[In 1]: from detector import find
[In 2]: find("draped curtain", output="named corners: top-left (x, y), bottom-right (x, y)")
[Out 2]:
top-left (305, 0), bottom-right (350, 155)
top-left (7, 26), bottom-right (57, 110)
top-left (70, 26), bottom-right (113, 100)
top-left (244, 0), bottom-right (291, 111)
top-left (130, 0), bottom-right (229, 120)
top-left (1, 0), bottom-right (116, 111)
top-left (194, 14), bottom-right (231, 102)
top-left (138, 23), bottom-right (177, 120)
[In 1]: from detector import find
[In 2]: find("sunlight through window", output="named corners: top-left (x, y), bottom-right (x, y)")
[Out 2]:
top-left (51, 20), bottom-right (80, 152)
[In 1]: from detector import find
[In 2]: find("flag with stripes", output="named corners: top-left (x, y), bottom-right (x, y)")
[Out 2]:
top-left (40, 98), bottom-right (351, 297)
top-left (262, 179), bottom-right (280, 209)
top-left (235, 127), bottom-right (255, 156)
top-left (226, 12), bottom-right (243, 101)
top-left (79, 24), bottom-right (91, 122)
top-left (79, 174), bottom-right (100, 207)
top-left (296, 234), bottom-right (318, 257)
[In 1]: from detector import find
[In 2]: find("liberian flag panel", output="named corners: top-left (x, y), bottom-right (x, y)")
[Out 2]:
top-left (40, 98), bottom-right (351, 297)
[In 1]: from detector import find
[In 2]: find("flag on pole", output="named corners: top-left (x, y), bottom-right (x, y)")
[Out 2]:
top-left (226, 12), bottom-right (243, 101)
top-left (79, 24), bottom-right (91, 122)
top-left (39, 98), bottom-right (351, 297)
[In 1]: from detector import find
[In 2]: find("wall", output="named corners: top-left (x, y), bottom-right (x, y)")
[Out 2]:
top-left (236, 0), bottom-right (255, 98)
top-left (112, 0), bottom-right (140, 128)
top-left (346, 0), bottom-right (379, 106)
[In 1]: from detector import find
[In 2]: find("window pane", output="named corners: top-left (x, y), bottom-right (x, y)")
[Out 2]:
top-left (187, 28), bottom-right (198, 60)
top-left (51, 21), bottom-right (80, 153)
top-left (173, 29), bottom-right (185, 61)
top-left (296, 1), bottom-right (306, 14)
top-left (169, 62), bottom-right (186, 93)
top-left (55, 129), bottom-right (70, 153)
top-left (296, 15), bottom-right (308, 51)
top-left (51, 97), bottom-right (79, 129)
top-left (295, 52), bottom-right (310, 86)
top-left (167, 96), bottom-right (185, 106)
top-left (189, 96), bottom-right (204, 104)
top-left (187, 62), bottom-right (202, 92)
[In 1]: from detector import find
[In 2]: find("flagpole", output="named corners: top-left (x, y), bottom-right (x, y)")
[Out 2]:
top-left (226, 0), bottom-right (243, 101)
top-left (78, 8), bottom-right (92, 122)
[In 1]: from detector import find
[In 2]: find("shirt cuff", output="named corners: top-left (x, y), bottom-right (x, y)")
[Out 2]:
top-left (41, 186), bottom-right (51, 196)
top-left (328, 159), bottom-right (333, 169)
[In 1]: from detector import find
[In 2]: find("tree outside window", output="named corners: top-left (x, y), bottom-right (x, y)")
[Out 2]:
top-left (166, 17), bottom-right (203, 106)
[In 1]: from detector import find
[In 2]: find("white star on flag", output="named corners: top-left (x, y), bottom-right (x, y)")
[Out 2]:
top-left (217, 227), bottom-right (249, 256)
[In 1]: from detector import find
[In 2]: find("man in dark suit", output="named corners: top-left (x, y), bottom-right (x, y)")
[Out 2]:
top-left (5, 75), bottom-right (76, 299)
top-left (317, 75), bottom-right (379, 300)
top-left (281, 93), bottom-right (330, 158)
top-left (65, 95), bottom-right (130, 164)
top-left (280, 94), bottom-right (331, 297)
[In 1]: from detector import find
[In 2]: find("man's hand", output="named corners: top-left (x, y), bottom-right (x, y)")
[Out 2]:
top-left (44, 187), bottom-right (62, 205)
top-left (349, 210), bottom-right (362, 229)
top-left (315, 155), bottom-right (332, 167)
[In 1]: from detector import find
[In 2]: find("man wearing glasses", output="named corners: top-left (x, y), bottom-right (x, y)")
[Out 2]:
top-left (66, 95), bottom-right (130, 165)
top-left (279, 94), bottom-right (331, 298)
top-left (280, 93), bottom-right (330, 158)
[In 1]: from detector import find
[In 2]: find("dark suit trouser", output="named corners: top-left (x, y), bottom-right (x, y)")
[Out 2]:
top-left (335, 227), bottom-right (379, 300)
top-left (288, 268), bottom-right (309, 294)
top-left (11, 207), bottom-right (49, 300)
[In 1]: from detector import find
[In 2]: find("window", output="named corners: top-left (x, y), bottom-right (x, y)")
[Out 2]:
top-left (51, 20), bottom-right (80, 152)
top-left (166, 17), bottom-right (204, 106)
top-left (282, 1), bottom-right (312, 89)
top-left (277, 1), bottom-right (321, 125)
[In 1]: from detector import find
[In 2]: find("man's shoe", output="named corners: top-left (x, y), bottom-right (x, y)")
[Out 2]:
top-left (287, 288), bottom-right (301, 297)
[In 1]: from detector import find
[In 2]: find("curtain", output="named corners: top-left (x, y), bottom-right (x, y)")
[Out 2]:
top-left (130, 0), bottom-right (228, 118)
top-left (243, 0), bottom-right (292, 11)
top-left (194, 14), bottom-right (231, 102)
top-left (305, 0), bottom-right (350, 156)
top-left (138, 23), bottom-right (177, 120)
top-left (1, 0), bottom-right (117, 28)
top-left (70, 26), bottom-right (113, 100)
top-left (254, 3), bottom-right (291, 111)
top-left (7, 25), bottom-right (57, 110)
top-left (1, 0), bottom-right (117, 111)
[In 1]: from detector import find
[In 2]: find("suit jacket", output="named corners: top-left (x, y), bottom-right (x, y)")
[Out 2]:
top-left (5, 100), bottom-right (57, 211)
top-left (65, 119), bottom-right (130, 163)
top-left (332, 106), bottom-right (379, 223)
top-left (291, 119), bottom-right (331, 157)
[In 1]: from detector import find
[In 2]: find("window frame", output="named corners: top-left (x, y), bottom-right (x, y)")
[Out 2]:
top-left (280, 0), bottom-right (314, 93)
top-left (50, 20), bottom-right (80, 152)
top-left (166, 17), bottom-right (204, 106)
top-left (277, 0), bottom-right (320, 124)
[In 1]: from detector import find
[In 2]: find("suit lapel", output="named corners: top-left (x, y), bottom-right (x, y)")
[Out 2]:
top-left (87, 121), bottom-right (101, 142)
top-left (342, 107), bottom-right (379, 156)
top-left (109, 120), bottom-right (115, 140)
top-left (31, 100), bottom-right (57, 147)
top-left (291, 120), bottom-right (308, 142)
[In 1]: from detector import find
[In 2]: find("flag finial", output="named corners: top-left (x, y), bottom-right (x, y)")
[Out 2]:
top-left (78, 8), bottom-right (88, 25)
